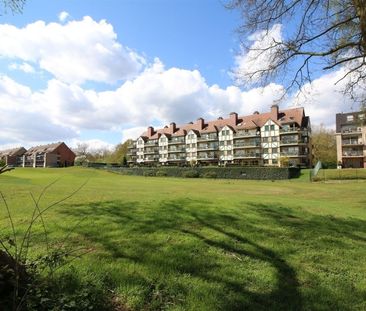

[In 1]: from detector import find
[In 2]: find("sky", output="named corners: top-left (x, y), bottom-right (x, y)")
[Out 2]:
top-left (0, 0), bottom-right (362, 151)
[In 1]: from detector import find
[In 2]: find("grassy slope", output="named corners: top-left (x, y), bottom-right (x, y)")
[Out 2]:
top-left (0, 167), bottom-right (366, 310)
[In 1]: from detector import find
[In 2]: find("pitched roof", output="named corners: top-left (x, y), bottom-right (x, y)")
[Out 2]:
top-left (0, 147), bottom-right (26, 157)
top-left (25, 142), bottom-right (64, 155)
top-left (136, 107), bottom-right (308, 139)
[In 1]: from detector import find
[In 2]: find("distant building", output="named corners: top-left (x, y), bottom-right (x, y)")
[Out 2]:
top-left (336, 111), bottom-right (366, 168)
top-left (0, 147), bottom-right (26, 166)
top-left (127, 105), bottom-right (312, 167)
top-left (0, 142), bottom-right (76, 168)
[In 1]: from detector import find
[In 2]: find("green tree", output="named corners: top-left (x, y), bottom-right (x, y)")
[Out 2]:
top-left (227, 0), bottom-right (366, 102)
top-left (311, 125), bottom-right (337, 168)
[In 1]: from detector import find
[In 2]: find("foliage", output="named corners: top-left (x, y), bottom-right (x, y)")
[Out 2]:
top-left (181, 170), bottom-right (200, 178)
top-left (2, 167), bottom-right (366, 310)
top-left (106, 166), bottom-right (301, 180)
top-left (227, 0), bottom-right (366, 102)
top-left (0, 180), bottom-right (97, 310)
top-left (312, 125), bottom-right (337, 168)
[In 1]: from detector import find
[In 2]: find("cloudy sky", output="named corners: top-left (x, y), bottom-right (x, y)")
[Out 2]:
top-left (0, 0), bottom-right (361, 151)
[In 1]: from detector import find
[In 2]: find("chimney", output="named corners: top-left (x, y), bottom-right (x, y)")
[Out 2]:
top-left (229, 112), bottom-right (238, 125)
top-left (271, 104), bottom-right (279, 120)
top-left (169, 122), bottom-right (176, 134)
top-left (196, 117), bottom-right (204, 130)
top-left (147, 126), bottom-right (154, 137)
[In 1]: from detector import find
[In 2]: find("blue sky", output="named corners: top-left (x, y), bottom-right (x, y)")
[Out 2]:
top-left (0, 0), bottom-right (358, 151)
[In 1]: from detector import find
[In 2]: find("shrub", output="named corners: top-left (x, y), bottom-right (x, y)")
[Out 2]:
top-left (182, 170), bottom-right (199, 178)
top-left (143, 170), bottom-right (155, 177)
top-left (202, 171), bottom-right (217, 179)
top-left (155, 170), bottom-right (168, 177)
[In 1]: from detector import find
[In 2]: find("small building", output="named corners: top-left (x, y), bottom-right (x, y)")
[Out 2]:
top-left (0, 147), bottom-right (27, 166)
top-left (335, 111), bottom-right (366, 168)
top-left (22, 142), bottom-right (76, 168)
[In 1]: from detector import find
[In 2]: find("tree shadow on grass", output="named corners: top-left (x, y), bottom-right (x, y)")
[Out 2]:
top-left (57, 198), bottom-right (366, 311)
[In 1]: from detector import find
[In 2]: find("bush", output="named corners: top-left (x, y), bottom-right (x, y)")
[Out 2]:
top-left (182, 170), bottom-right (199, 178)
top-left (155, 170), bottom-right (168, 177)
top-left (143, 170), bottom-right (155, 177)
top-left (202, 171), bottom-right (217, 179)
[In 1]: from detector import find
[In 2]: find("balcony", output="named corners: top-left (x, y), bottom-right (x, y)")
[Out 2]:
top-left (280, 128), bottom-right (308, 135)
top-left (233, 142), bottom-right (260, 148)
top-left (197, 135), bottom-right (217, 142)
top-left (145, 140), bottom-right (158, 146)
top-left (280, 151), bottom-right (308, 157)
top-left (168, 148), bottom-right (186, 153)
top-left (144, 156), bottom-right (159, 162)
top-left (342, 140), bottom-right (363, 146)
top-left (144, 149), bottom-right (158, 155)
top-left (233, 152), bottom-right (261, 159)
top-left (341, 128), bottom-right (362, 135)
top-left (168, 138), bottom-right (185, 145)
top-left (234, 131), bottom-right (260, 138)
top-left (197, 144), bottom-right (218, 151)
top-left (280, 139), bottom-right (307, 145)
top-left (167, 156), bottom-right (186, 161)
top-left (342, 151), bottom-right (364, 157)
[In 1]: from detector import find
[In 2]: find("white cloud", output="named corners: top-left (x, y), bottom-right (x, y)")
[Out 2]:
top-left (0, 75), bottom-right (77, 146)
top-left (68, 138), bottom-right (115, 152)
top-left (234, 24), bottom-right (283, 85)
top-left (0, 16), bottom-right (145, 84)
top-left (121, 127), bottom-right (147, 141)
top-left (58, 11), bottom-right (69, 23)
top-left (9, 62), bottom-right (35, 73)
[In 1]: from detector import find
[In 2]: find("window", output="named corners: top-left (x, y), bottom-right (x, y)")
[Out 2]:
top-left (272, 136), bottom-right (278, 142)
top-left (263, 148), bottom-right (269, 154)
top-left (220, 141), bottom-right (224, 146)
top-left (227, 150), bottom-right (232, 155)
top-left (262, 137), bottom-right (269, 143)
top-left (272, 159), bottom-right (278, 164)
top-left (270, 125), bottom-right (275, 131)
top-left (272, 148), bottom-right (278, 153)
top-left (347, 115), bottom-right (354, 122)
top-left (265, 125), bottom-right (269, 131)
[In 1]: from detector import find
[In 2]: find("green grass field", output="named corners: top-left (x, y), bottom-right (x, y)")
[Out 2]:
top-left (1, 167), bottom-right (366, 310)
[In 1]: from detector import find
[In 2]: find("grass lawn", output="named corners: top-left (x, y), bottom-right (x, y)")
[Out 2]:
top-left (1, 167), bottom-right (366, 310)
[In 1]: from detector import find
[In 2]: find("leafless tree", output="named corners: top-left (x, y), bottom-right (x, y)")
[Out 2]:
top-left (227, 0), bottom-right (366, 103)
top-left (0, 0), bottom-right (25, 14)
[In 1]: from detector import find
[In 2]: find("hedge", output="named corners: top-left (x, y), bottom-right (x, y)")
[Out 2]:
top-left (98, 166), bottom-right (301, 180)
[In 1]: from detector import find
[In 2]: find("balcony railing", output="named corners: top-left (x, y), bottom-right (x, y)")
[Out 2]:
top-left (280, 139), bottom-right (307, 145)
top-left (197, 135), bottom-right (217, 141)
top-left (341, 128), bottom-right (362, 134)
top-left (144, 149), bottom-right (158, 154)
top-left (197, 145), bottom-right (218, 151)
top-left (233, 142), bottom-right (260, 148)
top-left (168, 148), bottom-right (186, 153)
top-left (234, 131), bottom-right (260, 138)
top-left (168, 138), bottom-right (185, 144)
top-left (145, 141), bottom-right (158, 145)
top-left (342, 140), bottom-right (363, 145)
top-left (280, 151), bottom-right (308, 157)
top-left (280, 128), bottom-right (308, 134)
top-left (233, 152), bottom-right (261, 158)
top-left (342, 151), bottom-right (364, 157)
top-left (167, 157), bottom-right (186, 161)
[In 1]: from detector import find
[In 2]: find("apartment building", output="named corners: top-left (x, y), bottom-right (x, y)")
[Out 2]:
top-left (335, 111), bottom-right (366, 168)
top-left (0, 142), bottom-right (76, 168)
top-left (127, 105), bottom-right (312, 167)
top-left (0, 147), bottom-right (26, 166)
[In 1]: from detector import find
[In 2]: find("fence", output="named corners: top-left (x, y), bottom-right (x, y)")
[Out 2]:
top-left (311, 168), bottom-right (366, 182)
